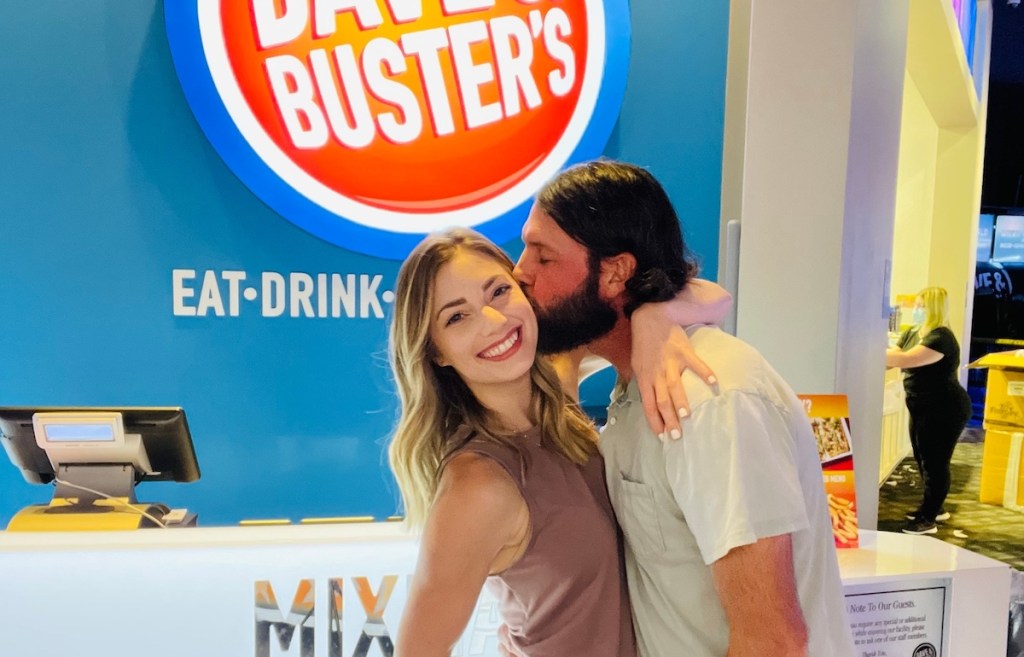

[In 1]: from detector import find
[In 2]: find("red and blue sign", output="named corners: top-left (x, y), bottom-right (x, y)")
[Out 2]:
top-left (165, 0), bottom-right (630, 259)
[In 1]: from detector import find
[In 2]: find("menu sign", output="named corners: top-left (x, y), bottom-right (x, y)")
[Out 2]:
top-left (798, 394), bottom-right (859, 548)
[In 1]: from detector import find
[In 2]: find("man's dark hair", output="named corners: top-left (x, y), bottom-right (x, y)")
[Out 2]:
top-left (536, 159), bottom-right (699, 317)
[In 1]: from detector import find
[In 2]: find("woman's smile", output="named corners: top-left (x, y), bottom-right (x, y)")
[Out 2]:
top-left (478, 327), bottom-right (523, 361)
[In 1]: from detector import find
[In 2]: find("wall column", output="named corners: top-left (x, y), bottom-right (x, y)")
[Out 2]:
top-left (721, 0), bottom-right (911, 530)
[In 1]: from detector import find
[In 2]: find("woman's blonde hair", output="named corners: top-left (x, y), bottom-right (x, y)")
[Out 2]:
top-left (388, 228), bottom-right (598, 528)
top-left (917, 286), bottom-right (950, 336)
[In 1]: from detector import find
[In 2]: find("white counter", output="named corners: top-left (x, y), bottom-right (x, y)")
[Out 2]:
top-left (880, 367), bottom-right (912, 484)
top-left (0, 526), bottom-right (1010, 657)
top-left (839, 531), bottom-right (1011, 656)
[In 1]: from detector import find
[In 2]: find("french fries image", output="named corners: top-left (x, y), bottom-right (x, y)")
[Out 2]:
top-left (827, 493), bottom-right (858, 545)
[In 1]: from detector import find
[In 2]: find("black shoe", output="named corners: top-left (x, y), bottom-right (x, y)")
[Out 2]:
top-left (902, 519), bottom-right (938, 535)
top-left (904, 509), bottom-right (950, 522)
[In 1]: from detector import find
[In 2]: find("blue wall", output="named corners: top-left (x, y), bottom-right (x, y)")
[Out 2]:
top-left (0, 1), bottom-right (727, 526)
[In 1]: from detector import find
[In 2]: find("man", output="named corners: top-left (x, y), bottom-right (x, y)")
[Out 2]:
top-left (513, 160), bottom-right (855, 657)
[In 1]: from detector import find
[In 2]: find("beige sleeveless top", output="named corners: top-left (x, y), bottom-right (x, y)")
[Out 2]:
top-left (448, 427), bottom-right (636, 657)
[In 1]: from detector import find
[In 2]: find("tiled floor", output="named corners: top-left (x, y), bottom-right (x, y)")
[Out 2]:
top-left (877, 428), bottom-right (1024, 571)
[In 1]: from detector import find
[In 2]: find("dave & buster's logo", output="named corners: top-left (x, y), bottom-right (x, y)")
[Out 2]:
top-left (165, 0), bottom-right (630, 259)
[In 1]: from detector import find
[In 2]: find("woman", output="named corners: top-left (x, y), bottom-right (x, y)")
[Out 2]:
top-left (886, 287), bottom-right (972, 535)
top-left (388, 228), bottom-right (728, 657)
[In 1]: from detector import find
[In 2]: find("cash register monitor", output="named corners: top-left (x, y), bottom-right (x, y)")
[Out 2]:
top-left (33, 412), bottom-right (154, 477)
top-left (0, 407), bottom-right (200, 487)
top-left (0, 407), bottom-right (200, 529)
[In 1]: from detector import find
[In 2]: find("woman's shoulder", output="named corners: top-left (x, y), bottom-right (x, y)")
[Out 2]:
top-left (444, 430), bottom-right (526, 487)
top-left (924, 325), bottom-right (958, 343)
top-left (437, 450), bottom-right (526, 518)
top-left (442, 450), bottom-right (513, 485)
top-left (426, 451), bottom-right (530, 568)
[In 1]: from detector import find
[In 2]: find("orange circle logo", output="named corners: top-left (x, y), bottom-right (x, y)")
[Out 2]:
top-left (166, 1), bottom-right (630, 257)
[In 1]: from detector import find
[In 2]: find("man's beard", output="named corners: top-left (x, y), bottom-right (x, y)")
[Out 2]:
top-left (533, 265), bottom-right (618, 355)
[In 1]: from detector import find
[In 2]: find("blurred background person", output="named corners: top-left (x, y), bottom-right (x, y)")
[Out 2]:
top-left (886, 287), bottom-right (972, 535)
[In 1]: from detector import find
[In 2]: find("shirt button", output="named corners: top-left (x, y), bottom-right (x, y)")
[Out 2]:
top-left (608, 417), bottom-right (617, 426)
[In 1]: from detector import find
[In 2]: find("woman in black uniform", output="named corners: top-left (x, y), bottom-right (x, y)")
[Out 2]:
top-left (886, 287), bottom-right (972, 535)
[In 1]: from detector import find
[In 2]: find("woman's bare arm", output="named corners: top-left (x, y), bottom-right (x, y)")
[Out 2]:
top-left (395, 454), bottom-right (529, 657)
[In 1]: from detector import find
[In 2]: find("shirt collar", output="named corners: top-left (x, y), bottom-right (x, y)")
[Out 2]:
top-left (610, 377), bottom-right (641, 407)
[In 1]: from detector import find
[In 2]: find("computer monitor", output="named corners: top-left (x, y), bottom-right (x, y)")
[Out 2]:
top-left (992, 215), bottom-right (1024, 263)
top-left (978, 213), bottom-right (995, 263)
top-left (0, 407), bottom-right (200, 486)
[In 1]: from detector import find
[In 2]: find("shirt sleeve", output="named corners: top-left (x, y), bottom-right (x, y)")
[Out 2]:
top-left (662, 389), bottom-right (811, 565)
top-left (897, 328), bottom-right (918, 350)
top-left (919, 327), bottom-right (954, 356)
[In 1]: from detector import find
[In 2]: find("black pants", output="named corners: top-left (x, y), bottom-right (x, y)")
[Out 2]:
top-left (906, 389), bottom-right (971, 521)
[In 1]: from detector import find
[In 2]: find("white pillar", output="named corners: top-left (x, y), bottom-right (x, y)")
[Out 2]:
top-left (721, 0), bottom-right (911, 530)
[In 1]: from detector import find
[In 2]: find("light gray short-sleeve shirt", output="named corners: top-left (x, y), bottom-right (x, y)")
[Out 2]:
top-left (600, 325), bottom-right (855, 657)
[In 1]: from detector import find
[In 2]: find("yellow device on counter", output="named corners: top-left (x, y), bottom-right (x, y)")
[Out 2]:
top-left (7, 497), bottom-right (170, 531)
